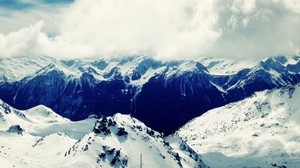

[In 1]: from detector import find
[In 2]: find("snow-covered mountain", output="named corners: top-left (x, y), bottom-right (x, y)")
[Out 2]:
top-left (0, 55), bottom-right (300, 134)
top-left (0, 99), bottom-right (207, 168)
top-left (178, 85), bottom-right (300, 168)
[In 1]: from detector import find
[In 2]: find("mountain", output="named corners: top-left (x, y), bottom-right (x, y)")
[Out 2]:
top-left (0, 55), bottom-right (300, 134)
top-left (178, 85), bottom-right (300, 168)
top-left (0, 99), bottom-right (207, 168)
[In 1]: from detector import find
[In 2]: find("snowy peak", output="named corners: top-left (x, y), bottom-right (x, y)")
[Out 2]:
top-left (92, 114), bottom-right (165, 141)
top-left (0, 55), bottom-right (214, 83)
top-left (77, 114), bottom-right (208, 167)
top-left (0, 99), bottom-right (207, 168)
top-left (259, 56), bottom-right (300, 73)
top-left (0, 99), bottom-right (69, 134)
top-left (0, 56), bottom-right (55, 82)
top-left (24, 105), bottom-right (67, 123)
top-left (219, 56), bottom-right (300, 98)
top-left (1, 55), bottom-right (299, 82)
top-left (198, 57), bottom-right (257, 75)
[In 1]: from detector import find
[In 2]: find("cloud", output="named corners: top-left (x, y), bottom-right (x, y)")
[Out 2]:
top-left (209, 0), bottom-right (300, 59)
top-left (0, 0), bottom-right (300, 60)
top-left (0, 0), bottom-right (71, 34)
top-left (48, 0), bottom-right (220, 59)
top-left (0, 21), bottom-right (50, 57)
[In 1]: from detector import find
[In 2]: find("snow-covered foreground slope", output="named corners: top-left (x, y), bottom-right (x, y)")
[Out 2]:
top-left (0, 100), bottom-right (95, 139)
top-left (0, 100), bottom-right (207, 168)
top-left (178, 85), bottom-right (300, 168)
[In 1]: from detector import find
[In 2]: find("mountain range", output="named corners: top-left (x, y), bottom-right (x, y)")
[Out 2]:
top-left (1, 55), bottom-right (300, 134)
top-left (1, 55), bottom-right (300, 167)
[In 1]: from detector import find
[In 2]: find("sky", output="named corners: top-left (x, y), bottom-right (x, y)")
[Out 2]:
top-left (0, 0), bottom-right (299, 60)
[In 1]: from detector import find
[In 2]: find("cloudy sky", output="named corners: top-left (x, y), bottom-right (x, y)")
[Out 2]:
top-left (0, 0), bottom-right (299, 60)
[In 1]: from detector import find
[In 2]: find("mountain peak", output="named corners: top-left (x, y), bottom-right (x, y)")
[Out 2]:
top-left (0, 99), bottom-right (207, 167)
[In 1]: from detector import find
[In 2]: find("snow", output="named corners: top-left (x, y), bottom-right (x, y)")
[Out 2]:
top-left (0, 56), bottom-right (54, 82)
top-left (198, 57), bottom-right (256, 75)
top-left (164, 61), bottom-right (205, 79)
top-left (178, 85), bottom-right (300, 168)
top-left (1, 55), bottom-right (299, 87)
top-left (284, 55), bottom-right (300, 66)
top-left (0, 100), bottom-right (205, 168)
top-left (0, 101), bottom-right (96, 139)
top-left (130, 66), bottom-right (165, 87)
top-left (210, 81), bottom-right (227, 93)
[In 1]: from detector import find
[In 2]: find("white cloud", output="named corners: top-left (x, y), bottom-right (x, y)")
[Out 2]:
top-left (210, 0), bottom-right (300, 59)
top-left (230, 0), bottom-right (256, 14)
top-left (282, 0), bottom-right (300, 14)
top-left (50, 0), bottom-right (220, 59)
top-left (0, 0), bottom-right (299, 60)
top-left (0, 21), bottom-right (43, 57)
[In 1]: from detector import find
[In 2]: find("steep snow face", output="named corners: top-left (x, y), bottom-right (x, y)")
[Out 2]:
top-left (178, 85), bottom-right (300, 168)
top-left (0, 100), bottom-right (206, 168)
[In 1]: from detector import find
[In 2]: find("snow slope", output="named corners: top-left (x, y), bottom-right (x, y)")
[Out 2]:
top-left (0, 99), bottom-right (207, 168)
top-left (0, 56), bottom-right (55, 82)
top-left (0, 100), bottom-right (95, 139)
top-left (197, 57), bottom-right (256, 75)
top-left (178, 85), bottom-right (300, 168)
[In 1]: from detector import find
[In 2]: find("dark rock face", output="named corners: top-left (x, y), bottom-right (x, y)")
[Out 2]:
top-left (135, 72), bottom-right (225, 133)
top-left (1, 56), bottom-right (300, 134)
top-left (7, 125), bottom-right (24, 135)
top-left (0, 71), bottom-right (135, 121)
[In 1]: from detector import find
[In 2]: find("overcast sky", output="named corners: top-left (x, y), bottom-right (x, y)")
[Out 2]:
top-left (0, 0), bottom-right (299, 60)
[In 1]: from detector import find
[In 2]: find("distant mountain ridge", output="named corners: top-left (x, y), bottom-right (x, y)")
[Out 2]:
top-left (0, 55), bottom-right (300, 134)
